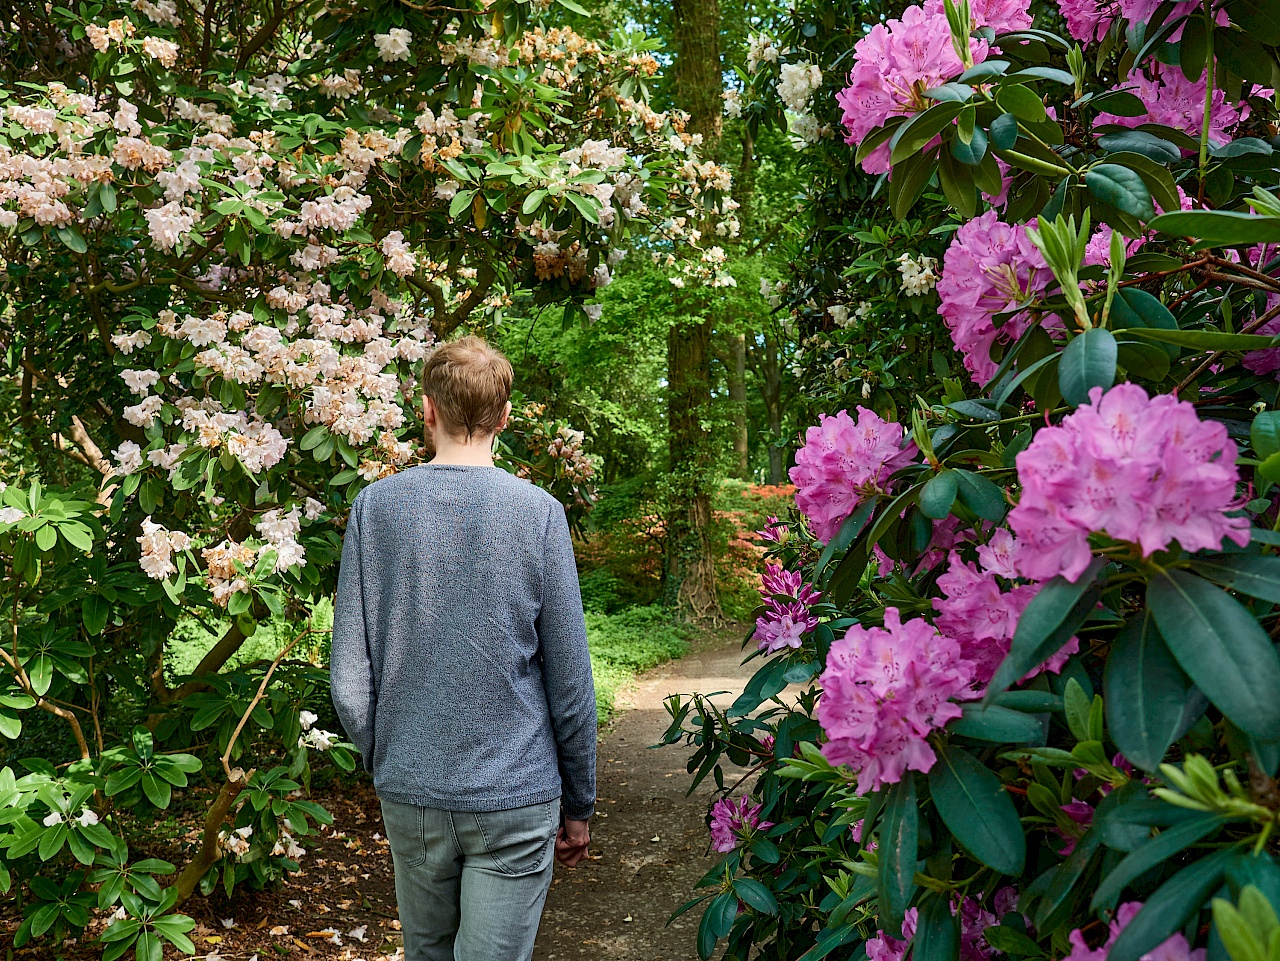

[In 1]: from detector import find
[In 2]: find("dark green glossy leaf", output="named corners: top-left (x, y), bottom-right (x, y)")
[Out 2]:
top-left (931, 746), bottom-right (1026, 875)
top-left (1107, 849), bottom-right (1235, 961)
top-left (1105, 612), bottom-right (1196, 772)
top-left (1150, 211), bottom-right (1280, 245)
top-left (879, 775), bottom-right (919, 932)
top-left (954, 469), bottom-right (1008, 522)
top-left (1085, 164), bottom-right (1155, 220)
top-left (915, 896), bottom-right (961, 961)
top-left (920, 471), bottom-right (959, 520)
top-left (950, 703), bottom-right (1046, 744)
top-left (1148, 570), bottom-right (1280, 739)
top-left (1059, 328), bottom-right (1118, 406)
top-left (1091, 814), bottom-right (1226, 911)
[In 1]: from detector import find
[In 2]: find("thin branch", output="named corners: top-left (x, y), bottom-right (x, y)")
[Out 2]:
top-left (220, 627), bottom-right (306, 780)
top-left (1174, 300), bottom-right (1280, 395)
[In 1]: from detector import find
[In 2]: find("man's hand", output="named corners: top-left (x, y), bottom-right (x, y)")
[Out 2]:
top-left (555, 817), bottom-right (590, 867)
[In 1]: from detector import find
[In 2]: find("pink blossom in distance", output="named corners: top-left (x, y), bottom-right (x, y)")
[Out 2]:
top-left (756, 515), bottom-right (790, 543)
top-left (1009, 383), bottom-right (1249, 582)
top-left (1096, 65), bottom-right (1246, 145)
top-left (1061, 902), bottom-right (1207, 961)
top-left (760, 563), bottom-right (821, 605)
top-left (790, 408), bottom-right (918, 544)
top-left (1241, 244), bottom-right (1280, 378)
top-left (937, 209), bottom-right (1057, 384)
top-left (708, 795), bottom-right (773, 853)
top-left (836, 7), bottom-right (990, 173)
top-left (817, 608), bottom-right (975, 794)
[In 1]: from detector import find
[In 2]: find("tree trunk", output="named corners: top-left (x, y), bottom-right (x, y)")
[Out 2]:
top-left (727, 332), bottom-right (749, 480)
top-left (664, 0), bottom-right (723, 619)
top-left (762, 333), bottom-right (786, 485)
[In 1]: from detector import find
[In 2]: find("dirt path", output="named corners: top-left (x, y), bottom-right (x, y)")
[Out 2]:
top-left (533, 628), bottom-right (756, 961)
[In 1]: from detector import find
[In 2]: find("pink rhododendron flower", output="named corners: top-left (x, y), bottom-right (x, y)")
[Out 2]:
top-left (1056, 0), bottom-right (1119, 42)
top-left (1055, 798), bottom-right (1096, 855)
top-left (817, 608), bottom-right (975, 793)
top-left (1241, 244), bottom-right (1280, 378)
top-left (790, 408), bottom-right (918, 544)
top-left (1062, 902), bottom-right (1207, 961)
top-left (760, 563), bottom-right (821, 605)
top-left (933, 552), bottom-right (1079, 687)
top-left (708, 796), bottom-right (773, 853)
top-left (756, 515), bottom-right (790, 543)
top-left (755, 600), bottom-right (821, 653)
top-left (1009, 383), bottom-right (1249, 582)
top-left (917, 514), bottom-right (979, 573)
top-left (923, 0), bottom-right (1033, 32)
top-left (836, 7), bottom-right (990, 173)
top-left (1097, 65), bottom-right (1247, 145)
top-left (867, 908), bottom-right (919, 961)
top-left (937, 210), bottom-right (1057, 384)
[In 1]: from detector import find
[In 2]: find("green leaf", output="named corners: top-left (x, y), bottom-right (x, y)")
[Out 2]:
top-left (140, 772), bottom-right (171, 809)
top-left (952, 124), bottom-right (989, 165)
top-left (1107, 849), bottom-right (1235, 961)
top-left (1085, 163), bottom-right (1155, 220)
top-left (1059, 328), bottom-right (1117, 407)
top-left (521, 188), bottom-right (548, 216)
top-left (1192, 555), bottom-right (1280, 604)
top-left (1091, 814), bottom-right (1227, 911)
top-left (914, 896), bottom-right (961, 961)
top-left (55, 225), bottom-right (88, 253)
top-left (890, 147), bottom-right (939, 220)
top-left (990, 113), bottom-right (1019, 151)
top-left (555, 0), bottom-right (590, 13)
top-left (954, 470), bottom-right (1007, 522)
top-left (1105, 611), bottom-right (1196, 772)
top-left (733, 877), bottom-right (779, 915)
top-left (449, 188), bottom-right (477, 220)
top-left (950, 703), bottom-right (1045, 743)
top-left (983, 925), bottom-right (1044, 956)
top-left (1148, 570), bottom-right (1280, 740)
top-left (1097, 131), bottom-right (1181, 164)
top-left (930, 745), bottom-right (1026, 875)
top-left (132, 726), bottom-right (153, 760)
top-left (1252, 412), bottom-right (1280, 460)
top-left (1149, 211), bottom-right (1280, 245)
top-left (82, 595), bottom-right (110, 636)
top-left (1122, 328), bottom-right (1277, 351)
top-left (1227, 0), bottom-right (1280, 44)
top-left (920, 471), bottom-right (959, 520)
top-left (816, 499), bottom-right (877, 583)
top-left (879, 775), bottom-right (919, 932)
top-left (985, 558), bottom-right (1106, 701)
top-left (890, 102), bottom-right (964, 165)
top-left (28, 654), bottom-right (53, 696)
top-left (729, 658), bottom-right (791, 717)
top-left (996, 84), bottom-right (1047, 123)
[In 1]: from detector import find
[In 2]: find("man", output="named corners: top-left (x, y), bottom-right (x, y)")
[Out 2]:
top-left (330, 335), bottom-right (596, 961)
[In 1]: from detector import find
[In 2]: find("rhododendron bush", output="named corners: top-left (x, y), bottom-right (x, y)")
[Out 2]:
top-left (662, 0), bottom-right (1280, 959)
top-left (0, 0), bottom-right (731, 954)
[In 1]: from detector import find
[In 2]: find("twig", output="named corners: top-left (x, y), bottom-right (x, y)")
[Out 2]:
top-left (220, 625), bottom-right (309, 780)
top-left (1173, 301), bottom-right (1280, 395)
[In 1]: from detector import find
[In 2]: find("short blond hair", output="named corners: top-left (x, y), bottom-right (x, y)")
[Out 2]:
top-left (422, 336), bottom-right (513, 440)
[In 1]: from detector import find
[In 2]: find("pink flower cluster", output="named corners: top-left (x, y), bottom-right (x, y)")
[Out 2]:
top-left (868, 908), bottom-right (919, 961)
top-left (1063, 902), bottom-right (1206, 961)
top-left (1010, 384), bottom-right (1249, 583)
top-left (1056, 0), bottom-right (1224, 43)
top-left (1241, 244), bottom-right (1280, 378)
top-left (754, 563), bottom-right (822, 653)
top-left (1097, 65), bottom-right (1248, 145)
top-left (755, 515), bottom-right (790, 543)
top-left (933, 533), bottom-right (1078, 687)
top-left (923, 0), bottom-right (1032, 32)
top-left (791, 408), bottom-right (918, 544)
top-left (867, 889), bottom-right (1021, 961)
top-left (836, 6), bottom-right (990, 173)
top-left (817, 608), bottom-right (975, 794)
top-left (937, 210), bottom-right (1057, 384)
top-left (708, 795), bottom-right (773, 853)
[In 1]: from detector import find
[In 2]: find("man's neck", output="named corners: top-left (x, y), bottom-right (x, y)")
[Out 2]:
top-left (429, 434), bottom-right (496, 467)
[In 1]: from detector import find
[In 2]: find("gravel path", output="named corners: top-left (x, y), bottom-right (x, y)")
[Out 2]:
top-left (533, 629), bottom-right (756, 961)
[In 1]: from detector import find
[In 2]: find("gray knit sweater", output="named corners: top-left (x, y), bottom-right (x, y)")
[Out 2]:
top-left (329, 464), bottom-right (596, 820)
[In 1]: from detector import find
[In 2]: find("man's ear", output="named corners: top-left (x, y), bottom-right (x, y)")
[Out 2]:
top-left (423, 395), bottom-right (436, 427)
top-left (498, 400), bottom-right (512, 433)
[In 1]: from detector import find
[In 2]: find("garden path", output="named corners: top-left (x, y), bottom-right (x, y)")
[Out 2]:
top-left (532, 627), bottom-right (757, 961)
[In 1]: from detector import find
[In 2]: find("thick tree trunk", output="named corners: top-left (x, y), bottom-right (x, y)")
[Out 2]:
top-left (664, 0), bottom-right (723, 619)
top-left (727, 332), bottom-right (749, 480)
top-left (762, 334), bottom-right (786, 485)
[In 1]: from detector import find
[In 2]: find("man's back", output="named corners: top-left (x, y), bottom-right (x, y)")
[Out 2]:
top-left (330, 462), bottom-right (597, 820)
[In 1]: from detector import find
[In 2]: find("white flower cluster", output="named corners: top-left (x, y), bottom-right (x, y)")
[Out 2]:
top-left (374, 28), bottom-right (412, 62)
top-left (137, 517), bottom-right (192, 580)
top-left (723, 89), bottom-right (743, 120)
top-left (896, 253), bottom-right (940, 296)
top-left (747, 34), bottom-right (780, 74)
top-left (221, 825), bottom-right (253, 857)
top-left (43, 807), bottom-right (99, 827)
top-left (380, 230), bottom-right (418, 277)
top-left (777, 62), bottom-right (822, 113)
top-left (255, 507), bottom-right (306, 572)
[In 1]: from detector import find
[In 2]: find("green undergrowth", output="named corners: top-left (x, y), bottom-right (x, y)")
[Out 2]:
top-left (587, 604), bottom-right (689, 724)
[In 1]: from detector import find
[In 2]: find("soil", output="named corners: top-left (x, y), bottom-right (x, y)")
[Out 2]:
top-left (3, 627), bottom-right (756, 960)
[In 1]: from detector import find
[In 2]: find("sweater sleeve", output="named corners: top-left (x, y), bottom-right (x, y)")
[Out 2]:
top-left (330, 503), bottom-right (377, 773)
top-left (537, 504), bottom-right (597, 820)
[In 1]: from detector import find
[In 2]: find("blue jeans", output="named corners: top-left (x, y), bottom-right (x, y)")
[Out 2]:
top-left (380, 798), bottom-right (558, 961)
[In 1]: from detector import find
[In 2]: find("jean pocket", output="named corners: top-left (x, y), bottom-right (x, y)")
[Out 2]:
top-left (474, 801), bottom-right (556, 877)
top-left (380, 800), bottom-right (428, 869)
